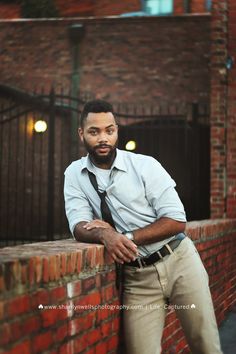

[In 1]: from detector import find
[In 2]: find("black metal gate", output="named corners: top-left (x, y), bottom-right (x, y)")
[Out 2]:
top-left (116, 103), bottom-right (210, 221)
top-left (0, 85), bottom-right (210, 247)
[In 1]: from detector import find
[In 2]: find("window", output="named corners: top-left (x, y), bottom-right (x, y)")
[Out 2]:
top-left (143, 0), bottom-right (173, 15)
top-left (205, 0), bottom-right (212, 11)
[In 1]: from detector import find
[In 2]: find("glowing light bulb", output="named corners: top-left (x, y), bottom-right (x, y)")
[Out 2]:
top-left (34, 120), bottom-right (47, 133)
top-left (125, 140), bottom-right (136, 151)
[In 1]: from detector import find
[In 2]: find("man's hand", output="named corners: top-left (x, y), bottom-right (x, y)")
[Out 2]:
top-left (83, 219), bottom-right (114, 231)
top-left (101, 229), bottom-right (138, 264)
top-left (83, 220), bottom-right (138, 264)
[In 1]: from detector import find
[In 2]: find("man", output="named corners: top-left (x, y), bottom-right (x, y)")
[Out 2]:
top-left (64, 100), bottom-right (222, 354)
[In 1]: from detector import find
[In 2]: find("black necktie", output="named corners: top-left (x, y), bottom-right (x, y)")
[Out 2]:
top-left (87, 170), bottom-right (123, 294)
top-left (87, 171), bottom-right (115, 228)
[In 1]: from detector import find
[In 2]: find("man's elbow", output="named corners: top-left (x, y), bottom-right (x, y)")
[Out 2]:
top-left (177, 221), bottom-right (186, 233)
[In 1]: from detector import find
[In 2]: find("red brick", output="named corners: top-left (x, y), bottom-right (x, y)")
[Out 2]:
top-left (74, 333), bottom-right (89, 352)
top-left (9, 320), bottom-right (22, 342)
top-left (67, 280), bottom-right (81, 298)
top-left (66, 252), bottom-right (77, 274)
top-left (4, 260), bottom-right (20, 291)
top-left (34, 256), bottom-right (42, 283)
top-left (75, 292), bottom-right (101, 310)
top-left (43, 257), bottom-right (49, 283)
top-left (95, 341), bottom-right (107, 354)
top-left (0, 323), bottom-right (10, 345)
top-left (55, 322), bottom-right (68, 342)
top-left (107, 334), bottom-right (119, 352)
top-left (68, 312), bottom-right (94, 336)
top-left (82, 276), bottom-right (96, 293)
top-left (41, 308), bottom-right (60, 327)
top-left (87, 328), bottom-right (101, 346)
top-left (0, 301), bottom-right (4, 321)
top-left (41, 307), bottom-right (68, 328)
top-left (97, 307), bottom-right (110, 322)
top-left (50, 285), bottom-right (66, 302)
top-left (86, 349), bottom-right (95, 354)
top-left (49, 255), bottom-right (57, 281)
top-left (21, 315), bottom-right (41, 335)
top-left (101, 320), bottom-right (112, 337)
top-left (60, 253), bottom-right (67, 276)
top-left (10, 340), bottom-right (31, 354)
top-left (85, 247), bottom-right (97, 268)
top-left (6, 294), bottom-right (30, 318)
top-left (101, 284), bottom-right (114, 302)
top-left (58, 341), bottom-right (74, 354)
top-left (29, 258), bottom-right (35, 285)
top-left (31, 289), bottom-right (50, 309)
top-left (76, 250), bottom-right (83, 273)
top-left (32, 331), bottom-right (53, 353)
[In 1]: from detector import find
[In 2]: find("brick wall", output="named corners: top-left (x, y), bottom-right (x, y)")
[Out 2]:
top-left (0, 0), bottom-right (210, 19)
top-left (93, 0), bottom-right (140, 17)
top-left (227, 0), bottom-right (236, 217)
top-left (0, 16), bottom-right (211, 104)
top-left (0, 219), bottom-right (235, 353)
top-left (210, 0), bottom-right (236, 218)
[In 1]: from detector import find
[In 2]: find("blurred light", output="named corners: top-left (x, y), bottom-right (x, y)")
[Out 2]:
top-left (125, 140), bottom-right (136, 151)
top-left (34, 120), bottom-right (47, 133)
top-left (226, 56), bottom-right (234, 70)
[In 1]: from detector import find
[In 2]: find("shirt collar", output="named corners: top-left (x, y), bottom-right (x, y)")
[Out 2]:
top-left (81, 149), bottom-right (127, 173)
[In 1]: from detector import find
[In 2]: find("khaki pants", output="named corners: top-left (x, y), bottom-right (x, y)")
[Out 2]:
top-left (123, 237), bottom-right (222, 354)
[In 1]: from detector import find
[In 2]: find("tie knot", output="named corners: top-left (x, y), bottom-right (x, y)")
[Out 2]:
top-left (98, 190), bottom-right (107, 199)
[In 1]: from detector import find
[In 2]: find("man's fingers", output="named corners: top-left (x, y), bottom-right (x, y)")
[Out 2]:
top-left (119, 245), bottom-right (137, 261)
top-left (122, 237), bottom-right (139, 256)
top-left (111, 253), bottom-right (124, 264)
top-left (83, 220), bottom-right (112, 230)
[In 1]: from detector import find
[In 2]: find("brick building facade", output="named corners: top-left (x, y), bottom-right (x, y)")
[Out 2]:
top-left (210, 0), bottom-right (236, 218)
top-left (0, 1), bottom-right (235, 220)
top-left (0, 0), bottom-right (211, 19)
top-left (0, 16), bottom-right (210, 103)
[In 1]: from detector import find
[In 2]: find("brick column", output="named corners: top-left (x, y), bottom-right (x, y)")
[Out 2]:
top-left (174, 0), bottom-right (185, 14)
top-left (227, 0), bottom-right (236, 217)
top-left (210, 0), bottom-right (228, 218)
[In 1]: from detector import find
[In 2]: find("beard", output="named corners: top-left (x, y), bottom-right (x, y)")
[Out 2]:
top-left (83, 137), bottom-right (118, 167)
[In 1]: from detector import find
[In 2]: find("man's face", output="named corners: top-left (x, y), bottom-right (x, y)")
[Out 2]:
top-left (78, 112), bottom-right (118, 168)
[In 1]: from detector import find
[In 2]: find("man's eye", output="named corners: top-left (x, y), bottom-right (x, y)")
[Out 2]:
top-left (89, 131), bottom-right (97, 136)
top-left (107, 129), bottom-right (114, 135)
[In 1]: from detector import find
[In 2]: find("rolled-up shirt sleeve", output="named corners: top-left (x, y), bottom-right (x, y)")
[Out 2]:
top-left (64, 169), bottom-right (93, 236)
top-left (142, 157), bottom-right (186, 222)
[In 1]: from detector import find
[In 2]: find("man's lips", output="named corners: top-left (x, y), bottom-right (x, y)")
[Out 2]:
top-left (95, 145), bottom-right (111, 153)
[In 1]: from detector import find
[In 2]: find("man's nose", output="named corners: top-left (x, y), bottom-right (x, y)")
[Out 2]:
top-left (98, 132), bottom-right (108, 143)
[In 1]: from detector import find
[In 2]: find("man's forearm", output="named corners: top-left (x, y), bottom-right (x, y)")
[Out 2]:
top-left (133, 217), bottom-right (186, 246)
top-left (74, 221), bottom-right (105, 244)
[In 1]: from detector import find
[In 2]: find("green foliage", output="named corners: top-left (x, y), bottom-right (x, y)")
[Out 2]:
top-left (21, 0), bottom-right (59, 18)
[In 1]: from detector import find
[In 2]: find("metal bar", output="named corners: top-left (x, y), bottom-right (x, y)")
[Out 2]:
top-left (0, 103), bottom-right (4, 242)
top-left (6, 105), bottom-right (11, 245)
top-left (13, 105), bottom-right (20, 242)
top-left (30, 111), bottom-right (36, 242)
top-left (47, 88), bottom-right (55, 241)
top-left (38, 120), bottom-right (43, 239)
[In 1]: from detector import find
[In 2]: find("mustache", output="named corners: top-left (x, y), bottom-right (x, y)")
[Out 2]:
top-left (95, 144), bottom-right (112, 149)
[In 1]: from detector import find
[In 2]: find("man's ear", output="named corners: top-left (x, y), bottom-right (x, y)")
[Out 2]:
top-left (78, 127), bottom-right (84, 142)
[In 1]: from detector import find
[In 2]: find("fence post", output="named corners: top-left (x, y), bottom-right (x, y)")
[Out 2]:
top-left (47, 88), bottom-right (55, 241)
top-left (191, 102), bottom-right (200, 219)
top-left (69, 23), bottom-right (85, 160)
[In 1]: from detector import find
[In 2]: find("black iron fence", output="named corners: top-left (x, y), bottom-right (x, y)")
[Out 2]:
top-left (0, 84), bottom-right (210, 247)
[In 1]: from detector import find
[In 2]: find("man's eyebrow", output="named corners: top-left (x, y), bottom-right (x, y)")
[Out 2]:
top-left (87, 124), bottom-right (116, 130)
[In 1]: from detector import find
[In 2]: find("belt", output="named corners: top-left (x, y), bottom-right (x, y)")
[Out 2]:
top-left (125, 233), bottom-right (186, 268)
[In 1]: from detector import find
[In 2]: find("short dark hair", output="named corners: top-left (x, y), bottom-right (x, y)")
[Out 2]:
top-left (80, 99), bottom-right (114, 127)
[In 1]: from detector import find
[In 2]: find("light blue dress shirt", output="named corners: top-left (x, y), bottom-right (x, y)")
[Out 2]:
top-left (64, 149), bottom-right (186, 256)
